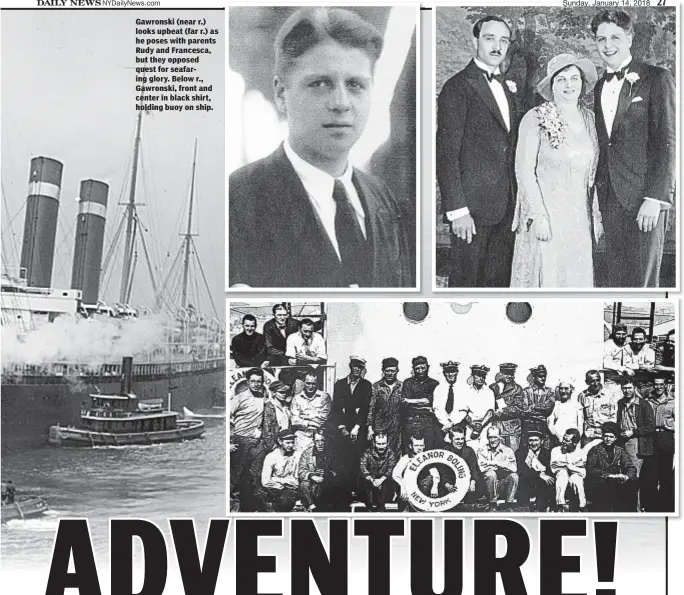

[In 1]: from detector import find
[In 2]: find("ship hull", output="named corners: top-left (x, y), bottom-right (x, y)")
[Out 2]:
top-left (47, 419), bottom-right (205, 447)
top-left (1, 496), bottom-right (49, 523)
top-left (1, 360), bottom-right (225, 454)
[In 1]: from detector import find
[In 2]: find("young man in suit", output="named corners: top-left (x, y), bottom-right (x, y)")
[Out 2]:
top-left (229, 7), bottom-right (413, 288)
top-left (592, 10), bottom-right (676, 288)
top-left (437, 15), bottom-right (518, 288)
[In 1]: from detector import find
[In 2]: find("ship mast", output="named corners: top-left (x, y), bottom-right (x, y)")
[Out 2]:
top-left (119, 111), bottom-right (143, 304)
top-left (181, 139), bottom-right (198, 309)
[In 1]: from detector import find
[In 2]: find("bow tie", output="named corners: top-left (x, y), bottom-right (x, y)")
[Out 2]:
top-left (481, 69), bottom-right (503, 84)
top-left (604, 68), bottom-right (627, 82)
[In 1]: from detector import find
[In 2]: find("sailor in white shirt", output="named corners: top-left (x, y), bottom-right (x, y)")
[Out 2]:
top-left (550, 428), bottom-right (587, 511)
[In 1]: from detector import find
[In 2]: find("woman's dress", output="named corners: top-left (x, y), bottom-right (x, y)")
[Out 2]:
top-left (510, 103), bottom-right (599, 288)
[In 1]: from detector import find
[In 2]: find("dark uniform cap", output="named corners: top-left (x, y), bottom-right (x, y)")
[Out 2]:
top-left (441, 361), bottom-right (460, 372)
top-left (471, 365), bottom-right (490, 378)
top-left (277, 429), bottom-right (296, 441)
top-left (527, 429), bottom-right (543, 439)
top-left (412, 355), bottom-right (428, 366)
top-left (382, 357), bottom-right (399, 369)
top-left (500, 363), bottom-right (518, 373)
top-left (530, 365), bottom-right (547, 376)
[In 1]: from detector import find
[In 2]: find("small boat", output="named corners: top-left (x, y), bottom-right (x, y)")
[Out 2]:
top-left (47, 357), bottom-right (205, 447)
top-left (182, 406), bottom-right (226, 421)
top-left (1, 496), bottom-right (49, 523)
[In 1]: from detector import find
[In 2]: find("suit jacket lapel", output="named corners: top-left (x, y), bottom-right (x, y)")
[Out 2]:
top-left (595, 78), bottom-right (609, 138)
top-left (465, 60), bottom-right (509, 133)
top-left (611, 61), bottom-right (645, 137)
top-left (270, 145), bottom-right (341, 266)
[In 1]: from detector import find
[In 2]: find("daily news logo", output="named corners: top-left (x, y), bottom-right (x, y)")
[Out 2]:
top-left (403, 449), bottom-right (471, 512)
top-left (37, 1), bottom-right (138, 6)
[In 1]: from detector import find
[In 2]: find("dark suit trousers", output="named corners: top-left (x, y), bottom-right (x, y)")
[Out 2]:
top-left (601, 180), bottom-right (668, 288)
top-left (448, 212), bottom-right (514, 288)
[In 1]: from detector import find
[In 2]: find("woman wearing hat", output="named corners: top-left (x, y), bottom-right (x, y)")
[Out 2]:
top-left (510, 53), bottom-right (601, 288)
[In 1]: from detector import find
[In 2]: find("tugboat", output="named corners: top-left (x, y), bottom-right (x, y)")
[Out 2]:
top-left (47, 357), bottom-right (205, 447)
top-left (1, 481), bottom-right (49, 523)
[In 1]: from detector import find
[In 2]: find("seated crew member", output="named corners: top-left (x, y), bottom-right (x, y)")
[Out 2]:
top-left (516, 429), bottom-right (554, 512)
top-left (550, 428), bottom-right (588, 512)
top-left (298, 428), bottom-right (345, 512)
top-left (228, 7), bottom-right (413, 288)
top-left (231, 314), bottom-right (267, 368)
top-left (392, 434), bottom-right (426, 511)
top-left (257, 429), bottom-right (302, 512)
top-left (476, 426), bottom-right (519, 511)
top-left (444, 425), bottom-right (483, 506)
top-left (359, 430), bottom-right (397, 511)
top-left (586, 422), bottom-right (637, 512)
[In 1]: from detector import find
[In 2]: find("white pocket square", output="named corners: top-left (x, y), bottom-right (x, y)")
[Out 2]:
top-left (631, 96), bottom-right (643, 103)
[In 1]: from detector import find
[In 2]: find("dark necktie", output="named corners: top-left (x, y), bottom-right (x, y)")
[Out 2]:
top-left (446, 385), bottom-right (454, 415)
top-left (482, 70), bottom-right (503, 84)
top-left (604, 68), bottom-right (626, 82)
top-left (332, 179), bottom-right (366, 285)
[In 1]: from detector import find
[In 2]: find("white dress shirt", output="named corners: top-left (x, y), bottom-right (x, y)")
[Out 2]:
top-left (283, 140), bottom-right (366, 260)
top-left (601, 56), bottom-right (632, 138)
top-left (447, 58), bottom-right (511, 221)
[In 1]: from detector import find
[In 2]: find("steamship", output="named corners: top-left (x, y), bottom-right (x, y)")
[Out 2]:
top-left (1, 113), bottom-right (226, 454)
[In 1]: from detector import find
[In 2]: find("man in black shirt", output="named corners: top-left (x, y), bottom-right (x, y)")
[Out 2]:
top-left (231, 314), bottom-right (266, 368)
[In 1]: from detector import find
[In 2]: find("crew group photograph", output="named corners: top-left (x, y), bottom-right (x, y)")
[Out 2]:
top-left (228, 6), bottom-right (418, 289)
top-left (229, 301), bottom-right (676, 514)
top-left (435, 6), bottom-right (677, 289)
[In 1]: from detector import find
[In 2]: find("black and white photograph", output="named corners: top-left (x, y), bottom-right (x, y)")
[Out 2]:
top-left (0, 8), bottom-right (226, 586)
top-left (229, 300), bottom-right (676, 514)
top-left (228, 5), bottom-right (418, 290)
top-left (435, 6), bottom-right (677, 290)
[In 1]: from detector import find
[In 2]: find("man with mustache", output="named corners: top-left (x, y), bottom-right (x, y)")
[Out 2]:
top-left (229, 7), bottom-right (412, 288)
top-left (550, 428), bottom-right (588, 512)
top-left (592, 10), bottom-right (675, 288)
top-left (437, 15), bottom-right (518, 287)
top-left (578, 370), bottom-right (619, 447)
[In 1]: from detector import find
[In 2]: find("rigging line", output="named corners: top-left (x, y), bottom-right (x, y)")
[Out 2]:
top-left (137, 217), bottom-right (160, 306)
top-left (1, 182), bottom-right (21, 266)
top-left (157, 243), bottom-right (184, 308)
top-left (137, 148), bottom-right (163, 273)
top-left (101, 210), bottom-right (128, 279)
top-left (191, 237), bottom-right (220, 321)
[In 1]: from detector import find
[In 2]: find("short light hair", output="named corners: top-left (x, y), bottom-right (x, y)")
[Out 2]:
top-left (274, 7), bottom-right (383, 80)
top-left (486, 426), bottom-right (501, 438)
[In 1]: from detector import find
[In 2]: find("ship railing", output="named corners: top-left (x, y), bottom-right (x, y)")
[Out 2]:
top-left (2, 357), bottom-right (226, 384)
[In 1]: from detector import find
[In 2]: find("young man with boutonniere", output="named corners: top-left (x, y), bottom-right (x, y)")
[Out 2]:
top-left (592, 10), bottom-right (676, 288)
top-left (437, 15), bottom-right (519, 288)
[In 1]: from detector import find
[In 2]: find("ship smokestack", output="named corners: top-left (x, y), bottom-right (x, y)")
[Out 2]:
top-left (20, 156), bottom-right (63, 287)
top-left (71, 180), bottom-right (109, 305)
top-left (121, 356), bottom-right (133, 394)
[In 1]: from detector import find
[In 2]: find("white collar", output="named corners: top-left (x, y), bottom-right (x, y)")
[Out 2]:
top-left (607, 55), bottom-right (633, 74)
top-left (474, 57), bottom-right (501, 76)
top-left (284, 139), bottom-right (354, 189)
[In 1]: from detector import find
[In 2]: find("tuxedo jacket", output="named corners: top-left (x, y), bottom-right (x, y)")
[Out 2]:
top-left (229, 145), bottom-right (413, 288)
top-left (436, 59), bottom-right (519, 226)
top-left (594, 59), bottom-right (676, 212)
